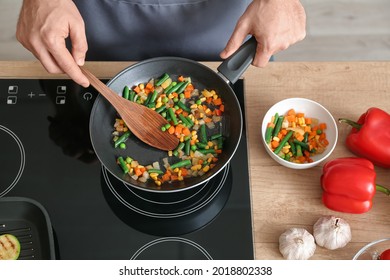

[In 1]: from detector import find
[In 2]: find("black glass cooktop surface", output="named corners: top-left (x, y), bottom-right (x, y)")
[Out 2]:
top-left (0, 77), bottom-right (253, 260)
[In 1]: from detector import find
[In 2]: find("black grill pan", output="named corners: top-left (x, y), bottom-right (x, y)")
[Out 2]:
top-left (0, 197), bottom-right (55, 260)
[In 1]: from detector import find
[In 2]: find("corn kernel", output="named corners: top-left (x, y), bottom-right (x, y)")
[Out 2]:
top-left (178, 176), bottom-right (184, 181)
top-left (168, 151), bottom-right (173, 157)
top-left (203, 166), bottom-right (210, 172)
top-left (174, 168), bottom-right (180, 173)
top-left (154, 180), bottom-right (161, 186)
top-left (139, 83), bottom-right (145, 90)
top-left (155, 102), bottom-right (163, 108)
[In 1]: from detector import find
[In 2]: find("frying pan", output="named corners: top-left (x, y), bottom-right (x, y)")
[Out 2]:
top-left (90, 37), bottom-right (257, 192)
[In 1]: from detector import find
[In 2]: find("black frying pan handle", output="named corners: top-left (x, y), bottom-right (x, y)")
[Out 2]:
top-left (217, 36), bottom-right (257, 84)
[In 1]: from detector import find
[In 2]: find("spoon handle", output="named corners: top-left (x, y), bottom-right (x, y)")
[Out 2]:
top-left (81, 67), bottom-right (122, 105)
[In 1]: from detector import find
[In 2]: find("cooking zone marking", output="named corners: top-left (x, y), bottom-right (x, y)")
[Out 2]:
top-left (0, 125), bottom-right (25, 197)
top-left (130, 237), bottom-right (212, 260)
top-left (103, 164), bottom-right (229, 218)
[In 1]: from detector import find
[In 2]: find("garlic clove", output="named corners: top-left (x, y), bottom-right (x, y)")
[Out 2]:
top-left (313, 215), bottom-right (352, 250)
top-left (279, 228), bottom-right (316, 260)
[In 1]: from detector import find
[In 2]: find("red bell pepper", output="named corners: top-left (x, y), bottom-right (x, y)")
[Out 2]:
top-left (339, 107), bottom-right (390, 168)
top-left (321, 157), bottom-right (390, 214)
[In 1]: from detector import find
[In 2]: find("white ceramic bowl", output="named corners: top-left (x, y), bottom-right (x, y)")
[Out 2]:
top-left (261, 98), bottom-right (338, 169)
top-left (353, 238), bottom-right (390, 260)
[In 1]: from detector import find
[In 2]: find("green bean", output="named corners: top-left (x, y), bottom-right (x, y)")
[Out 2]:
top-left (177, 81), bottom-right (190, 94)
top-left (273, 130), bottom-right (293, 154)
top-left (178, 114), bottom-right (191, 127)
top-left (122, 86), bottom-right (130, 99)
top-left (166, 82), bottom-right (184, 94)
top-left (196, 142), bottom-right (208, 149)
top-left (173, 142), bottom-right (185, 156)
top-left (273, 113), bottom-right (279, 124)
top-left (114, 131), bottom-right (131, 148)
top-left (199, 124), bottom-right (207, 144)
top-left (117, 157), bottom-right (129, 173)
top-left (272, 116), bottom-right (284, 138)
top-left (296, 144), bottom-right (303, 157)
top-left (185, 139), bottom-right (191, 156)
top-left (149, 89), bottom-right (159, 104)
top-left (289, 140), bottom-right (296, 156)
top-left (210, 133), bottom-right (222, 140)
top-left (167, 108), bottom-right (178, 125)
top-left (144, 93), bottom-right (152, 106)
top-left (293, 139), bottom-right (310, 151)
top-left (129, 90), bottom-right (135, 102)
top-left (147, 169), bottom-right (164, 175)
top-left (155, 105), bottom-right (167, 114)
top-left (265, 112), bottom-right (279, 144)
top-left (164, 81), bottom-right (176, 94)
top-left (170, 159), bottom-right (192, 170)
top-left (303, 132), bottom-right (309, 143)
top-left (197, 149), bottom-right (217, 155)
top-left (265, 126), bottom-right (274, 144)
top-left (155, 73), bottom-right (169, 86)
top-left (147, 102), bottom-right (156, 108)
top-left (177, 101), bottom-right (191, 113)
top-left (185, 116), bottom-right (194, 127)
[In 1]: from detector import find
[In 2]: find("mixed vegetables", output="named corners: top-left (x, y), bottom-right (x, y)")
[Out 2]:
top-left (265, 109), bottom-right (329, 163)
top-left (112, 73), bottom-right (225, 186)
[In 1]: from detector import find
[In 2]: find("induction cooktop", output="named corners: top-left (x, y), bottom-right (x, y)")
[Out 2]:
top-left (0, 78), bottom-right (253, 260)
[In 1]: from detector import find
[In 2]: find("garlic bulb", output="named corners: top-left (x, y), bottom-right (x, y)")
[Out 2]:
top-left (313, 216), bottom-right (352, 250)
top-left (279, 228), bottom-right (316, 260)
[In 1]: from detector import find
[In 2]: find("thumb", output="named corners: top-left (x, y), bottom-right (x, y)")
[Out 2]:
top-left (220, 24), bottom-right (249, 59)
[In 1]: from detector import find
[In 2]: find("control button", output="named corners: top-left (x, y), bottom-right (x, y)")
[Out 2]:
top-left (8, 86), bottom-right (18, 94)
top-left (7, 96), bottom-right (17, 105)
top-left (83, 92), bottom-right (93, 101)
top-left (57, 86), bottom-right (67, 94)
top-left (28, 92), bottom-right (36, 98)
top-left (56, 96), bottom-right (66, 105)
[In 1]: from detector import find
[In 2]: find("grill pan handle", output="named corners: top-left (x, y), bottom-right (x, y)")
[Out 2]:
top-left (217, 36), bottom-right (257, 85)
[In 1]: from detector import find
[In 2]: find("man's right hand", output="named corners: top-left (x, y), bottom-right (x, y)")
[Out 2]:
top-left (16, 0), bottom-right (90, 87)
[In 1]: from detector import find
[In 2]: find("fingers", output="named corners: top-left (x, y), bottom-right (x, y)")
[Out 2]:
top-left (252, 45), bottom-right (272, 68)
top-left (220, 19), bottom-right (249, 59)
top-left (15, 0), bottom-right (90, 87)
top-left (45, 35), bottom-right (90, 87)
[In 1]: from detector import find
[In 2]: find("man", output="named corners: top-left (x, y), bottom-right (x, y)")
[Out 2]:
top-left (16, 0), bottom-right (306, 87)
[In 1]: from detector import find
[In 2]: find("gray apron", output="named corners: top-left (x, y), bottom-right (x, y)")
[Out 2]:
top-left (73, 0), bottom-right (251, 61)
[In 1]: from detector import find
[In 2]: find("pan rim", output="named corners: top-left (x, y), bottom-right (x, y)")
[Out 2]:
top-left (89, 56), bottom-right (243, 192)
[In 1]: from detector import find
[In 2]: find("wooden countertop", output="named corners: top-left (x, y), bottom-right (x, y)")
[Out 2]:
top-left (1, 61), bottom-right (390, 260)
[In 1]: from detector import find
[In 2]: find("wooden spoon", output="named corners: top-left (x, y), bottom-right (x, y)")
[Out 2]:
top-left (81, 67), bottom-right (179, 151)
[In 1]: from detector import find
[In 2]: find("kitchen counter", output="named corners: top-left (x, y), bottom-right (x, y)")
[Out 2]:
top-left (1, 61), bottom-right (390, 260)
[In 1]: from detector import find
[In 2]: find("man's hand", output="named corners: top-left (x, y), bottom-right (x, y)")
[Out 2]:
top-left (220, 0), bottom-right (306, 67)
top-left (16, 0), bottom-right (90, 87)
